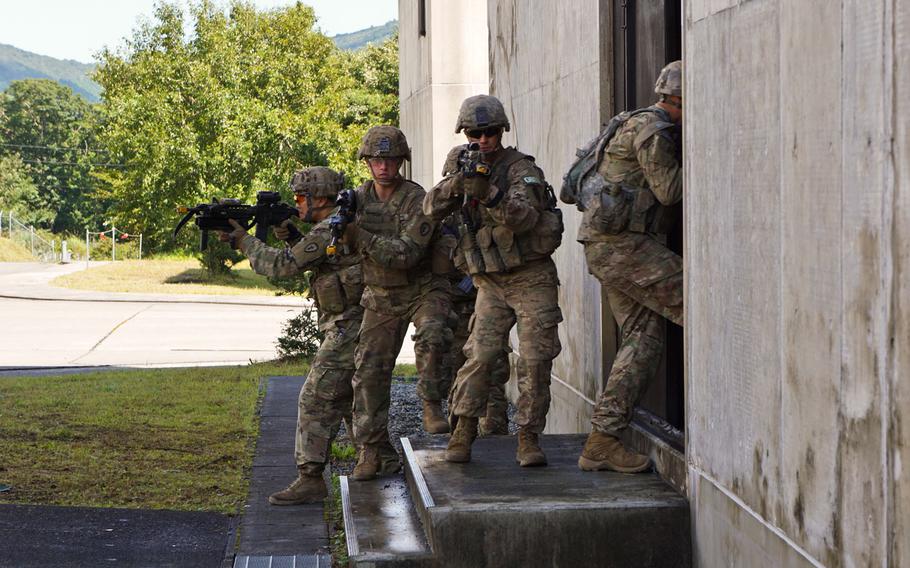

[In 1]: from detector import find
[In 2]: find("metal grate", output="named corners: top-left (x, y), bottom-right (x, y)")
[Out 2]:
top-left (232, 553), bottom-right (331, 568)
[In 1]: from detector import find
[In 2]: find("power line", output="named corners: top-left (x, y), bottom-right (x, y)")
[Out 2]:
top-left (0, 143), bottom-right (113, 154)
top-left (19, 158), bottom-right (126, 168)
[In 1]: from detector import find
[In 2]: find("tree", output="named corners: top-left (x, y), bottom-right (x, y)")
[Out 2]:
top-left (94, 1), bottom-right (399, 251)
top-left (0, 79), bottom-right (105, 233)
top-left (0, 154), bottom-right (54, 227)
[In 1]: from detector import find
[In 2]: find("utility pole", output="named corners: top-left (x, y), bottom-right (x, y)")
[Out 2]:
top-left (139, 234), bottom-right (143, 260)
top-left (111, 225), bottom-right (116, 261)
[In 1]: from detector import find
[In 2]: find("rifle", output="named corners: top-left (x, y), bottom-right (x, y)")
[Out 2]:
top-left (325, 189), bottom-right (358, 259)
top-left (174, 190), bottom-right (300, 250)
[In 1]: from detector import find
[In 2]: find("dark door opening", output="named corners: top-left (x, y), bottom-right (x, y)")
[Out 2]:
top-left (608, 0), bottom-right (684, 449)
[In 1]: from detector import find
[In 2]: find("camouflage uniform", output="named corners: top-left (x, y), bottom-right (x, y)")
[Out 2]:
top-left (425, 144), bottom-right (564, 436)
top-left (578, 103), bottom-right (683, 437)
top-left (349, 178), bottom-right (453, 448)
top-left (239, 214), bottom-right (365, 476)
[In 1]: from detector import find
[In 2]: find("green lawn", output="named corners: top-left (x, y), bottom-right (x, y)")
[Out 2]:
top-left (0, 360), bottom-right (308, 513)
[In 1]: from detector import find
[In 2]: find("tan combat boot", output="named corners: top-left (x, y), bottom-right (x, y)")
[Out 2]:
top-left (479, 409), bottom-right (509, 436)
top-left (445, 416), bottom-right (478, 463)
top-left (351, 445), bottom-right (381, 481)
top-left (516, 429), bottom-right (547, 467)
top-left (422, 400), bottom-right (450, 434)
top-left (268, 470), bottom-right (328, 505)
top-left (378, 442), bottom-right (401, 475)
top-left (578, 431), bottom-right (651, 473)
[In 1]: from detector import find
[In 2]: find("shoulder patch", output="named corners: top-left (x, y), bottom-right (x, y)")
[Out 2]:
top-left (522, 176), bottom-right (542, 185)
top-left (303, 242), bottom-right (319, 253)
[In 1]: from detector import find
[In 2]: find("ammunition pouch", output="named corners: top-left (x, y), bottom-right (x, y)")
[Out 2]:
top-left (313, 272), bottom-right (346, 314)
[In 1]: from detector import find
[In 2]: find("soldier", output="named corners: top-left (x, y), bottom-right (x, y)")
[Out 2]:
top-left (346, 125), bottom-right (453, 480)
top-left (219, 166), bottom-right (397, 505)
top-left (424, 95), bottom-right (564, 467)
top-left (576, 60), bottom-right (684, 473)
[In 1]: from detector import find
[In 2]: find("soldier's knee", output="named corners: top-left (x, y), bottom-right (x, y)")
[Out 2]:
top-left (413, 321), bottom-right (453, 350)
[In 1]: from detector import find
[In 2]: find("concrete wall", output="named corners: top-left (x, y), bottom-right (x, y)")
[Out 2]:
top-left (488, 0), bottom-right (608, 434)
top-left (685, 0), bottom-right (908, 565)
top-left (398, 0), bottom-right (489, 190)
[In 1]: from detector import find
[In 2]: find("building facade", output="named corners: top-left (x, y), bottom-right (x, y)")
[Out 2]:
top-left (399, 0), bottom-right (908, 565)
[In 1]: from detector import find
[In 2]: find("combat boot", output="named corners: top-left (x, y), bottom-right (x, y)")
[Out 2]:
top-left (379, 442), bottom-right (401, 475)
top-left (352, 446), bottom-right (381, 481)
top-left (268, 470), bottom-right (327, 505)
top-left (479, 410), bottom-right (509, 437)
top-left (578, 431), bottom-right (651, 473)
top-left (516, 429), bottom-right (547, 467)
top-left (445, 416), bottom-right (478, 463)
top-left (422, 400), bottom-right (450, 434)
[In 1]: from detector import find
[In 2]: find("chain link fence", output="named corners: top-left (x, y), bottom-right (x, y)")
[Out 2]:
top-left (0, 211), bottom-right (58, 263)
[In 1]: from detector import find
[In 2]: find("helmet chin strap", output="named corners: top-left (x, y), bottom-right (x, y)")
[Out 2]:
top-left (299, 194), bottom-right (334, 223)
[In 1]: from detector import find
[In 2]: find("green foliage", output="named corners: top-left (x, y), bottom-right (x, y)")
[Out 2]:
top-left (198, 239), bottom-right (243, 276)
top-left (94, 1), bottom-right (399, 252)
top-left (0, 78), bottom-right (107, 233)
top-left (276, 304), bottom-right (324, 361)
top-left (0, 154), bottom-right (54, 226)
top-left (0, 43), bottom-right (101, 102)
top-left (330, 442), bottom-right (356, 461)
top-left (332, 20), bottom-right (398, 51)
top-left (268, 268), bottom-right (312, 297)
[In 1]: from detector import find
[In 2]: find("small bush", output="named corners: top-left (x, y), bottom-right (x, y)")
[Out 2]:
top-left (198, 240), bottom-right (243, 276)
top-left (276, 304), bottom-right (324, 360)
top-left (269, 270), bottom-right (313, 297)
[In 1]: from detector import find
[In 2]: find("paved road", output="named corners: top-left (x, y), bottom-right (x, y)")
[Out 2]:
top-left (0, 262), bottom-right (416, 370)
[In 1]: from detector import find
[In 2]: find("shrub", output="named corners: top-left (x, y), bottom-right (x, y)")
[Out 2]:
top-left (198, 240), bottom-right (243, 276)
top-left (276, 304), bottom-right (324, 360)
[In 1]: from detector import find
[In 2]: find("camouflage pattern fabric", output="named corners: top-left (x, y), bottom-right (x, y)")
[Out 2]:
top-left (348, 179), bottom-right (453, 449)
top-left (448, 259), bottom-right (562, 434)
top-left (241, 215), bottom-right (365, 474)
top-left (444, 291), bottom-right (511, 435)
top-left (576, 109), bottom-right (682, 243)
top-left (586, 237), bottom-right (681, 434)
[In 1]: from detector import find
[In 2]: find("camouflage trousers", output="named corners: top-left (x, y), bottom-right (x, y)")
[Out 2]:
top-left (352, 287), bottom-right (452, 447)
top-left (450, 259), bottom-right (562, 434)
top-left (444, 293), bottom-right (511, 435)
top-left (583, 236), bottom-right (683, 436)
top-left (295, 314), bottom-right (360, 476)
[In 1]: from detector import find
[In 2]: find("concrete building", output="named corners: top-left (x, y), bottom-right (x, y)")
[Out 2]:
top-left (399, 0), bottom-right (907, 565)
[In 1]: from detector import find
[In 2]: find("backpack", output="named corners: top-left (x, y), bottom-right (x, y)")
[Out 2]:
top-left (559, 107), bottom-right (672, 212)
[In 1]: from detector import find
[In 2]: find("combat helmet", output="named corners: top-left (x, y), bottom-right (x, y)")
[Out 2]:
top-left (654, 60), bottom-right (682, 97)
top-left (290, 166), bottom-right (345, 198)
top-left (455, 95), bottom-right (511, 133)
top-left (357, 125), bottom-right (411, 161)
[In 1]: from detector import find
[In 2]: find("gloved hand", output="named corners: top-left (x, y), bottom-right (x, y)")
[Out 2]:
top-left (463, 173), bottom-right (492, 202)
top-left (273, 220), bottom-right (292, 241)
top-left (218, 219), bottom-right (248, 250)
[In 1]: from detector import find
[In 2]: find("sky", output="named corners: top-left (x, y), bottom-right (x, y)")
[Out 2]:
top-left (0, 0), bottom-right (398, 63)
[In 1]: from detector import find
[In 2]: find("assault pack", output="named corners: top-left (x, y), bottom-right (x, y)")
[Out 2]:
top-left (559, 106), bottom-right (675, 213)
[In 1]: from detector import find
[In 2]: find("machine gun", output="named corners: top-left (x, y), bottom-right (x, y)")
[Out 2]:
top-left (325, 189), bottom-right (358, 259)
top-left (173, 190), bottom-right (299, 250)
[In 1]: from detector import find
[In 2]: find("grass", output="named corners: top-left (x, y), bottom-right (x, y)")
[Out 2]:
top-left (327, 474), bottom-right (348, 567)
top-left (0, 236), bottom-right (35, 261)
top-left (330, 442), bottom-right (357, 461)
top-left (0, 360), bottom-right (309, 513)
top-left (51, 258), bottom-right (279, 296)
top-left (392, 363), bottom-right (418, 379)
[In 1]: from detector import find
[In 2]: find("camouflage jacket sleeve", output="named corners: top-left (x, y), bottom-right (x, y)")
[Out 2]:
top-left (355, 195), bottom-right (436, 270)
top-left (423, 175), bottom-right (463, 220)
top-left (636, 130), bottom-right (682, 206)
top-left (239, 222), bottom-right (331, 278)
top-left (483, 159), bottom-right (544, 235)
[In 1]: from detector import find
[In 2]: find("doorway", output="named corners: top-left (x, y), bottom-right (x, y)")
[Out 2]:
top-left (606, 0), bottom-right (684, 449)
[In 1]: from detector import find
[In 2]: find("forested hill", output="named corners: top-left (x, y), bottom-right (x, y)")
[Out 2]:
top-left (0, 44), bottom-right (100, 102)
top-left (332, 20), bottom-right (397, 50)
top-left (0, 20), bottom-right (397, 103)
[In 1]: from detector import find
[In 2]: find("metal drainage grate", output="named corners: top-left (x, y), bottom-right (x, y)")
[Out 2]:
top-left (232, 554), bottom-right (331, 568)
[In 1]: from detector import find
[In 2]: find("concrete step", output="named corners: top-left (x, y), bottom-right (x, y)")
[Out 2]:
top-left (402, 434), bottom-right (692, 568)
top-left (340, 474), bottom-right (434, 567)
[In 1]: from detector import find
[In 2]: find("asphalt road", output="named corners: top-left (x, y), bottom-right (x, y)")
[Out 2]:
top-left (0, 262), bottom-right (416, 371)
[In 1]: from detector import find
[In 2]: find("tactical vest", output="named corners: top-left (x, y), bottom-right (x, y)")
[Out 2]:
top-left (311, 260), bottom-right (363, 315)
top-left (455, 148), bottom-right (563, 275)
top-left (357, 180), bottom-right (428, 287)
top-left (566, 107), bottom-right (679, 235)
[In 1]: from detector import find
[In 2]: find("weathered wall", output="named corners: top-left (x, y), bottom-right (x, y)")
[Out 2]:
top-left (398, 0), bottom-right (489, 190)
top-left (488, 0), bottom-right (607, 434)
top-left (685, 0), bottom-right (907, 565)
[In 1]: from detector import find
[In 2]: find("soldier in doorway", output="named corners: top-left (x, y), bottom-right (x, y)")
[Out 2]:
top-left (346, 125), bottom-right (454, 481)
top-left (219, 166), bottom-right (393, 505)
top-left (424, 95), bottom-right (564, 467)
top-left (576, 60), bottom-right (684, 473)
